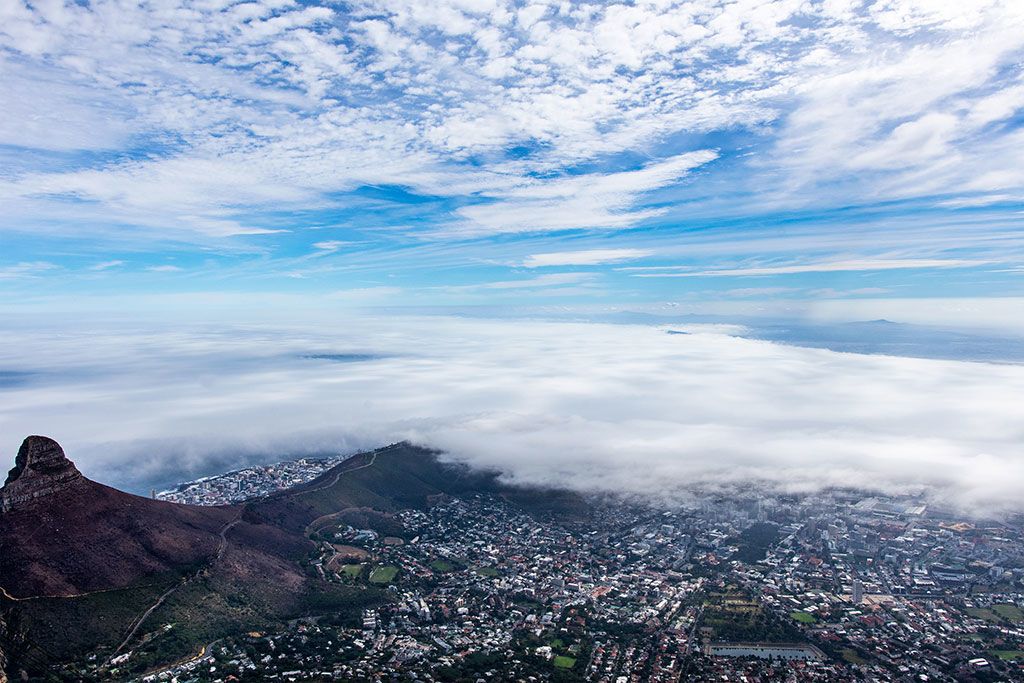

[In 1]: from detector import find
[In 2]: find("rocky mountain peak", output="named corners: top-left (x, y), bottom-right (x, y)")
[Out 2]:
top-left (1, 436), bottom-right (82, 513)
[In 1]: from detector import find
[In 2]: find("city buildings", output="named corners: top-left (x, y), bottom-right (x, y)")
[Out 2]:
top-left (128, 464), bottom-right (1024, 682)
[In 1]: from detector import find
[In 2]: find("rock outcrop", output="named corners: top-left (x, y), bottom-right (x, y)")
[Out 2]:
top-left (0, 436), bottom-right (83, 513)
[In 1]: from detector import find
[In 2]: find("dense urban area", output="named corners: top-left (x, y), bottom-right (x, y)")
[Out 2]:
top-left (156, 457), bottom-right (347, 505)
top-left (140, 457), bottom-right (1024, 682)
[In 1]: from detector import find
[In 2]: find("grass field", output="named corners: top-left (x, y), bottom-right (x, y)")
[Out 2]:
top-left (841, 648), bottom-right (866, 665)
top-left (341, 564), bottom-right (363, 578)
top-left (967, 604), bottom-right (1024, 625)
top-left (790, 611), bottom-right (817, 624)
top-left (475, 566), bottom-right (500, 577)
top-left (990, 650), bottom-right (1024, 661)
top-left (369, 565), bottom-right (399, 584)
top-left (993, 604), bottom-right (1024, 622)
top-left (554, 655), bottom-right (576, 669)
top-left (966, 607), bottom-right (996, 623)
top-left (430, 560), bottom-right (455, 572)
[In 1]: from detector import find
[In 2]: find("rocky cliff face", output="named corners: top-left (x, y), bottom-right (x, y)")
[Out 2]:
top-left (0, 614), bottom-right (9, 683)
top-left (0, 436), bottom-right (83, 513)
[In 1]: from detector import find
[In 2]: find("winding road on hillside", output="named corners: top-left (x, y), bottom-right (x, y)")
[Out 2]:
top-left (297, 448), bottom-right (378, 496)
top-left (301, 449), bottom-right (380, 535)
top-left (108, 515), bottom-right (244, 660)
top-left (0, 580), bottom-right (171, 604)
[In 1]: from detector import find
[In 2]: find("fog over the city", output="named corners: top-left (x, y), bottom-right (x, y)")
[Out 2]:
top-left (2, 315), bottom-right (1022, 515)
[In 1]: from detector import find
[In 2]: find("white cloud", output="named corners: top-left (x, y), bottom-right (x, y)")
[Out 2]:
top-left (937, 194), bottom-right (1020, 208)
top-left (869, 0), bottom-right (1006, 32)
top-left (0, 261), bottom-right (58, 279)
top-left (522, 248), bottom-right (653, 267)
top-left (1, 315), bottom-right (1023, 514)
top-left (765, 9), bottom-right (1024, 208)
top-left (325, 286), bottom-right (403, 301)
top-left (146, 265), bottom-right (182, 272)
top-left (443, 272), bottom-right (594, 291)
top-left (89, 260), bottom-right (125, 271)
top-left (722, 286), bottom-right (799, 298)
top-left (808, 287), bottom-right (891, 297)
top-left (312, 240), bottom-right (352, 252)
top-left (626, 258), bottom-right (990, 277)
top-left (0, 0), bottom-right (1021, 254)
top-left (0, 67), bottom-right (134, 151)
top-left (453, 151), bottom-right (717, 234)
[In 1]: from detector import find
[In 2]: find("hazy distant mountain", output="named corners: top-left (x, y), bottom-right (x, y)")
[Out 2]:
top-left (744, 319), bottom-right (1024, 364)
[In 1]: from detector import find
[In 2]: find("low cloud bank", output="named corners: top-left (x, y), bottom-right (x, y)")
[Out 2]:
top-left (0, 316), bottom-right (1022, 514)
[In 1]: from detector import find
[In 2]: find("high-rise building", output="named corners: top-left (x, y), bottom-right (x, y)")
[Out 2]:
top-left (852, 579), bottom-right (864, 604)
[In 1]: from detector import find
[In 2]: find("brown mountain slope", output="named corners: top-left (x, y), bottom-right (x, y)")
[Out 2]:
top-left (0, 437), bottom-right (237, 598)
top-left (0, 436), bottom-right (587, 680)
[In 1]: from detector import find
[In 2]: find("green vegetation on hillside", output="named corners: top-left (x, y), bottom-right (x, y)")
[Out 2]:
top-left (2, 578), bottom-right (177, 672)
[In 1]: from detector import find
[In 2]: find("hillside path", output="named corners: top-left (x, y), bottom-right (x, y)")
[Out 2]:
top-left (108, 448), bottom-right (380, 661)
top-left (108, 512), bottom-right (244, 660)
top-left (297, 449), bottom-right (378, 497)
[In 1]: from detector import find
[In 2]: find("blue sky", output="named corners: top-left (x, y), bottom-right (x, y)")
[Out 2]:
top-left (2, 0), bottom-right (1024, 323)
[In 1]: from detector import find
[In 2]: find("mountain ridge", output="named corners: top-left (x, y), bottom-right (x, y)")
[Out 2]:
top-left (0, 435), bottom-right (585, 680)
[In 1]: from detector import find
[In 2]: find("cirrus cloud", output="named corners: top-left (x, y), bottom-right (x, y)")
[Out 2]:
top-left (522, 248), bottom-right (654, 268)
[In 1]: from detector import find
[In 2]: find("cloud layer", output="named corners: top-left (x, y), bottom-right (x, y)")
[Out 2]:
top-left (1, 0), bottom-right (1023, 242)
top-left (1, 316), bottom-right (1021, 515)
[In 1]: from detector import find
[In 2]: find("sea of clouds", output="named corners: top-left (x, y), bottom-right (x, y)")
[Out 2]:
top-left (1, 315), bottom-right (1022, 515)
